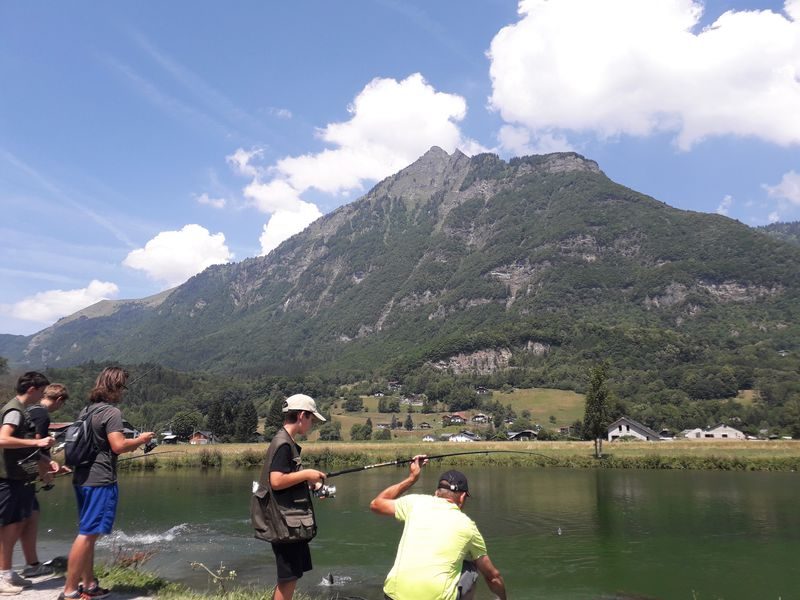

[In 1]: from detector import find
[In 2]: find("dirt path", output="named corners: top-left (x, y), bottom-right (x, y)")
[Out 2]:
top-left (14, 575), bottom-right (152, 600)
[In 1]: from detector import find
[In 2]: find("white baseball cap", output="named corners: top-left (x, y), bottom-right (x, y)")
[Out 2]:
top-left (282, 394), bottom-right (326, 422)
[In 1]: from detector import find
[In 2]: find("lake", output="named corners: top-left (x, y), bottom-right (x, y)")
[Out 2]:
top-left (33, 466), bottom-right (799, 599)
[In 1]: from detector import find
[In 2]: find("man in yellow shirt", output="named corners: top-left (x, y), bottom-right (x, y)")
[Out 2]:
top-left (370, 456), bottom-right (506, 600)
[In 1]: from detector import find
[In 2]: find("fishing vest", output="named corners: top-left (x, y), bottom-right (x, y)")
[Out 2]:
top-left (0, 397), bottom-right (39, 481)
top-left (250, 427), bottom-right (317, 544)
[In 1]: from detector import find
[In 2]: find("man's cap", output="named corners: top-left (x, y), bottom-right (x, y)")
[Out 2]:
top-left (437, 469), bottom-right (470, 496)
top-left (282, 394), bottom-right (326, 422)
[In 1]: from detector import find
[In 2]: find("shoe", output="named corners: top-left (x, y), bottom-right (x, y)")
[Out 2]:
top-left (21, 562), bottom-right (55, 577)
top-left (0, 577), bottom-right (22, 595)
top-left (57, 591), bottom-right (85, 600)
top-left (5, 573), bottom-right (30, 588)
top-left (81, 580), bottom-right (111, 599)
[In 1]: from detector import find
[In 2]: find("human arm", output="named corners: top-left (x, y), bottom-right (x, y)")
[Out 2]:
top-left (369, 455), bottom-right (427, 516)
top-left (267, 443), bottom-right (326, 490)
top-left (0, 422), bottom-right (55, 449)
top-left (475, 555), bottom-right (506, 600)
top-left (107, 431), bottom-right (155, 455)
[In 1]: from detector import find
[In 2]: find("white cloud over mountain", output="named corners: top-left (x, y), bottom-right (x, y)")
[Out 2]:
top-left (5, 280), bottom-right (119, 323)
top-left (123, 224), bottom-right (234, 286)
top-left (231, 73), bottom-right (486, 255)
top-left (489, 0), bottom-right (800, 151)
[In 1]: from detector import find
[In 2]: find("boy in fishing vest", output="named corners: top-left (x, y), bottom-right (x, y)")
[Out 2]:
top-left (19, 383), bottom-right (72, 579)
top-left (0, 371), bottom-right (57, 594)
top-left (370, 457), bottom-right (507, 600)
top-left (262, 394), bottom-right (327, 600)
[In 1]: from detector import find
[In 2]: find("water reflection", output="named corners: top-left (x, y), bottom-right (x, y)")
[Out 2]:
top-left (33, 467), bottom-right (800, 600)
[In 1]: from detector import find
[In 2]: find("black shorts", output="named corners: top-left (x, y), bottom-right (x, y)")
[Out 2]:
top-left (271, 541), bottom-right (312, 582)
top-left (0, 478), bottom-right (36, 525)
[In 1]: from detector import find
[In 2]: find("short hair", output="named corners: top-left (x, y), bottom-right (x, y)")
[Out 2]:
top-left (43, 383), bottom-right (69, 403)
top-left (284, 410), bottom-right (307, 424)
top-left (89, 367), bottom-right (129, 404)
top-left (434, 487), bottom-right (463, 502)
top-left (16, 371), bottom-right (50, 395)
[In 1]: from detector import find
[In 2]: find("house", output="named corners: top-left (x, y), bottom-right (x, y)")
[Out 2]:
top-left (703, 424), bottom-right (746, 440)
top-left (507, 429), bottom-right (537, 441)
top-left (422, 435), bottom-right (436, 442)
top-left (122, 420), bottom-right (140, 439)
top-left (160, 431), bottom-right (178, 444)
top-left (475, 386), bottom-right (489, 394)
top-left (471, 413), bottom-right (489, 424)
top-left (376, 423), bottom-right (391, 430)
top-left (443, 414), bottom-right (466, 426)
top-left (189, 431), bottom-right (214, 445)
top-left (419, 422), bottom-right (432, 429)
top-left (449, 430), bottom-right (481, 442)
top-left (607, 416), bottom-right (660, 442)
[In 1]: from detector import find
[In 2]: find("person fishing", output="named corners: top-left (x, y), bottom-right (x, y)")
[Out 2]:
top-left (0, 372), bottom-right (57, 594)
top-left (369, 456), bottom-right (507, 600)
top-left (19, 383), bottom-right (73, 579)
top-left (60, 367), bottom-right (154, 600)
top-left (251, 394), bottom-right (327, 600)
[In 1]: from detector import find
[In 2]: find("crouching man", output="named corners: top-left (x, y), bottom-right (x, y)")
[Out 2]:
top-left (369, 456), bottom-right (506, 600)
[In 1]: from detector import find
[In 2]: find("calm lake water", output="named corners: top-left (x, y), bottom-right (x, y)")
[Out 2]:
top-left (31, 467), bottom-right (799, 600)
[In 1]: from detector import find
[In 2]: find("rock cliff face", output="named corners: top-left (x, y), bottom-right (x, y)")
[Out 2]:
top-left (2, 147), bottom-right (799, 376)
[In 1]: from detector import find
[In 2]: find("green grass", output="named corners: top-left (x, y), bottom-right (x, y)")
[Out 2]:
top-left (494, 387), bottom-right (585, 426)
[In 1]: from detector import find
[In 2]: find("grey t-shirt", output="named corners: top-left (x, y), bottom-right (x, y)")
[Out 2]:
top-left (72, 403), bottom-right (124, 487)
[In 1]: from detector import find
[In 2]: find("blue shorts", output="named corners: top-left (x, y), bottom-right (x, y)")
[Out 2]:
top-left (74, 484), bottom-right (118, 535)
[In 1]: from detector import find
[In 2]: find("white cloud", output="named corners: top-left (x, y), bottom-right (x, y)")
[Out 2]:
top-left (764, 170), bottom-right (800, 205)
top-left (226, 148), bottom-right (263, 178)
top-left (489, 0), bottom-right (800, 150)
top-left (195, 193), bottom-right (226, 209)
top-left (231, 73), bottom-right (485, 254)
top-left (5, 280), bottom-right (119, 323)
top-left (498, 125), bottom-right (573, 155)
top-left (267, 107), bottom-right (292, 119)
top-left (716, 194), bottom-right (733, 216)
top-left (259, 202), bottom-right (324, 256)
top-left (768, 211), bottom-right (781, 223)
top-left (123, 224), bottom-right (234, 287)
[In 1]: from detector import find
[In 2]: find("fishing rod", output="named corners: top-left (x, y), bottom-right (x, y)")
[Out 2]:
top-left (325, 449), bottom-right (558, 479)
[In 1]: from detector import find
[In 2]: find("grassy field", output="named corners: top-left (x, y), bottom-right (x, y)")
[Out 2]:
top-left (133, 439), bottom-right (800, 472)
top-left (325, 387), bottom-right (584, 441)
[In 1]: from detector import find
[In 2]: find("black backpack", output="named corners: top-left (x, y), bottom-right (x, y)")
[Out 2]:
top-left (64, 405), bottom-right (102, 468)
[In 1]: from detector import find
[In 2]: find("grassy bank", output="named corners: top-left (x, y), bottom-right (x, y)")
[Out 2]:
top-left (119, 440), bottom-right (800, 472)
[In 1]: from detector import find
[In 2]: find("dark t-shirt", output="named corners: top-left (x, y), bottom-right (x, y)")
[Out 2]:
top-left (26, 404), bottom-right (50, 459)
top-left (269, 436), bottom-right (304, 505)
top-left (72, 403), bottom-right (124, 487)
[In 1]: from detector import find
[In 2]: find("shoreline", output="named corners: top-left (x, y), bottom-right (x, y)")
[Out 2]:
top-left (119, 440), bottom-right (800, 472)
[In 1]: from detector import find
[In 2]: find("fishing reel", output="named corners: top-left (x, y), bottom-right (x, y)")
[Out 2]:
top-left (143, 439), bottom-right (158, 454)
top-left (312, 484), bottom-right (337, 499)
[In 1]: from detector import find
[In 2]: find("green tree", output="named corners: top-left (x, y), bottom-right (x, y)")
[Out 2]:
top-left (404, 414), bottom-right (414, 430)
top-left (171, 410), bottom-right (202, 441)
top-left (0, 356), bottom-right (7, 376)
top-left (350, 423), bottom-right (371, 441)
top-left (342, 395), bottom-right (364, 412)
top-left (234, 399), bottom-right (258, 442)
top-left (584, 364), bottom-right (612, 458)
top-left (373, 428), bottom-right (391, 440)
top-left (263, 397), bottom-right (285, 440)
top-left (318, 421), bottom-right (342, 441)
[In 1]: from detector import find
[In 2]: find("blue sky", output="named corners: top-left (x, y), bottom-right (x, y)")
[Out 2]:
top-left (1, 0), bottom-right (799, 336)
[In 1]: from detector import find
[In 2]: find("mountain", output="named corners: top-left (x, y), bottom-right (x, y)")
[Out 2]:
top-left (759, 221), bottom-right (800, 247)
top-left (3, 148), bottom-right (799, 393)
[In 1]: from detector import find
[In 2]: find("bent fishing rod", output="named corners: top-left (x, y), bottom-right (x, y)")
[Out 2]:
top-left (325, 449), bottom-right (558, 479)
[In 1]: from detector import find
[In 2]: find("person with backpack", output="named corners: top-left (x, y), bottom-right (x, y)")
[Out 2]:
top-left (19, 383), bottom-right (72, 579)
top-left (0, 371), bottom-right (57, 594)
top-left (59, 367), bottom-right (154, 600)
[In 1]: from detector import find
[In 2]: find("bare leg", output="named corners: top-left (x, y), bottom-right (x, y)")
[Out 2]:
top-left (63, 534), bottom-right (98, 594)
top-left (0, 522), bottom-right (24, 570)
top-left (20, 510), bottom-right (39, 566)
top-left (273, 579), bottom-right (297, 600)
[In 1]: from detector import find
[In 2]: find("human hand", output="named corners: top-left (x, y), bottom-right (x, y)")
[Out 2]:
top-left (305, 469), bottom-right (326, 489)
top-left (409, 454), bottom-right (428, 479)
top-left (37, 437), bottom-right (55, 449)
top-left (47, 460), bottom-right (59, 474)
top-left (58, 465), bottom-right (72, 475)
top-left (139, 432), bottom-right (155, 445)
